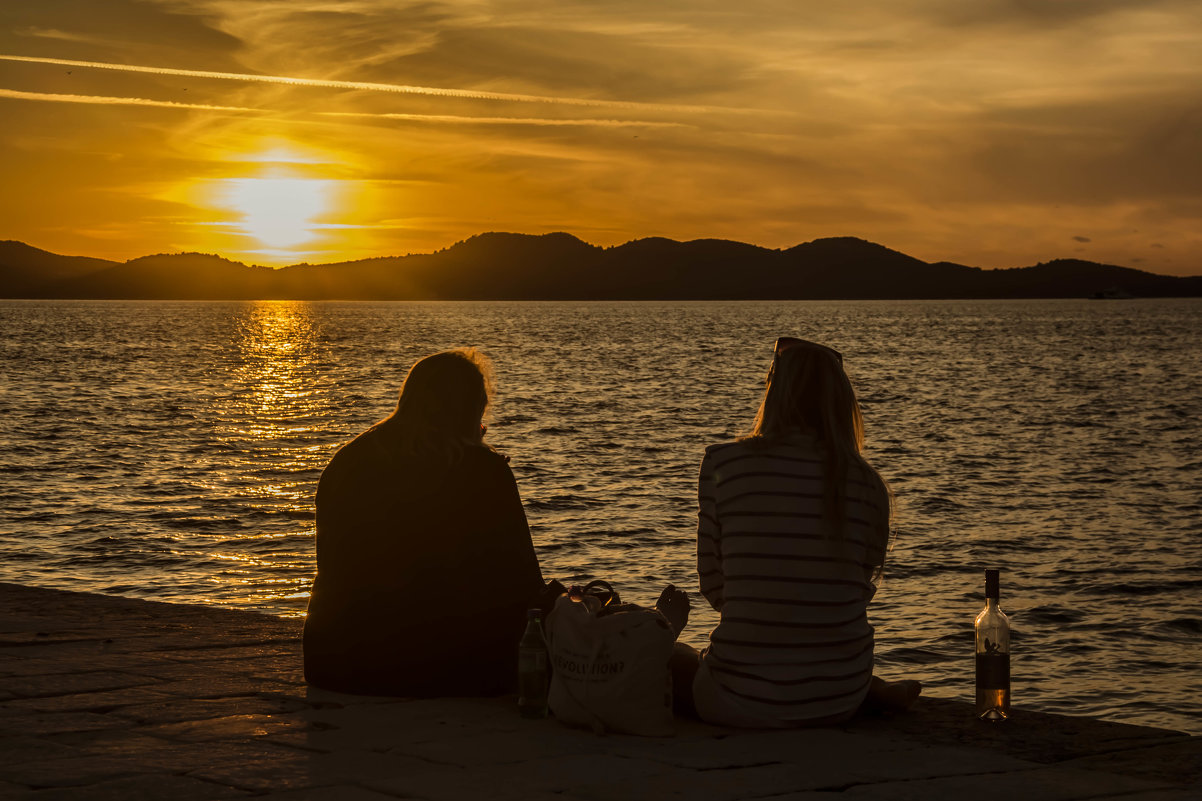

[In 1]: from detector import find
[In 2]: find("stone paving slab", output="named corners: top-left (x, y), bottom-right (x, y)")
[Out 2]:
top-left (0, 581), bottom-right (1197, 800)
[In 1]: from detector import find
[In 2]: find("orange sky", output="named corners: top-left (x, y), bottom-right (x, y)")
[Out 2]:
top-left (1, 1), bottom-right (1200, 274)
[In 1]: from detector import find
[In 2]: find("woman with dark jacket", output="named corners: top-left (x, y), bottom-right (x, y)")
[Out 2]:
top-left (304, 348), bottom-right (550, 696)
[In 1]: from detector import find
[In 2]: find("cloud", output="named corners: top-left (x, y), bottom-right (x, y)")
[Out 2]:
top-left (1073, 235), bottom-right (1092, 242)
top-left (13, 27), bottom-right (104, 44)
top-left (953, 95), bottom-right (1202, 206)
top-left (928, 0), bottom-right (1197, 29)
top-left (1, 0), bottom-right (240, 67)
top-left (196, 1), bottom-right (777, 103)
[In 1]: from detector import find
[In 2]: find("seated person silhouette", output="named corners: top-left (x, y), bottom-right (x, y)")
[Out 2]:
top-left (304, 349), bottom-right (553, 696)
top-left (669, 337), bottom-right (920, 725)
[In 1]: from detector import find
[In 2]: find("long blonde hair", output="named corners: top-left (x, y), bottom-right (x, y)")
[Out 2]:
top-left (746, 343), bottom-right (889, 540)
top-left (372, 348), bottom-right (494, 495)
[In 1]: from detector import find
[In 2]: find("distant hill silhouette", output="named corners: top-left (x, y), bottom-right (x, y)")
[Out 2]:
top-left (0, 241), bottom-right (118, 297)
top-left (2, 234), bottom-right (1199, 300)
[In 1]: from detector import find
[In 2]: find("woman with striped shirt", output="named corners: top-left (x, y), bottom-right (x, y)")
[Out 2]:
top-left (673, 337), bottom-right (920, 727)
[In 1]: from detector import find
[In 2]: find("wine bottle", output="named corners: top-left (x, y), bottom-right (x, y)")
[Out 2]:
top-left (518, 609), bottom-right (549, 719)
top-left (974, 569), bottom-right (1010, 721)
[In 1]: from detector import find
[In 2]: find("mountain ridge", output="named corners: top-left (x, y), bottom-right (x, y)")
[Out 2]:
top-left (2, 234), bottom-right (1199, 300)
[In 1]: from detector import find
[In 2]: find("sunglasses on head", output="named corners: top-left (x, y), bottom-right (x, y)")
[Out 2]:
top-left (774, 337), bottom-right (843, 364)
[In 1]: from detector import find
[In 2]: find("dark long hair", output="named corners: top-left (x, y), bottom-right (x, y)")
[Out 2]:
top-left (371, 348), bottom-right (494, 495)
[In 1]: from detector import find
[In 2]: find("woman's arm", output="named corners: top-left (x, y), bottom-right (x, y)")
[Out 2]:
top-left (862, 479), bottom-right (891, 592)
top-left (697, 449), bottom-right (725, 612)
top-left (485, 453), bottom-right (545, 600)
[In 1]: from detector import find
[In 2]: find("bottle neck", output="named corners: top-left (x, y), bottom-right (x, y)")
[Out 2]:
top-left (984, 596), bottom-right (1000, 610)
top-left (984, 569), bottom-right (1000, 599)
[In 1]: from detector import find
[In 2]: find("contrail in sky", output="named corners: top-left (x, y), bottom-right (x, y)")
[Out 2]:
top-left (0, 87), bottom-right (258, 112)
top-left (322, 111), bottom-right (690, 128)
top-left (0, 53), bottom-right (763, 115)
top-left (0, 86), bottom-right (690, 128)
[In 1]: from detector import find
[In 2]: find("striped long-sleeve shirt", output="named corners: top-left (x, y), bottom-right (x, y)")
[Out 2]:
top-left (693, 434), bottom-right (890, 726)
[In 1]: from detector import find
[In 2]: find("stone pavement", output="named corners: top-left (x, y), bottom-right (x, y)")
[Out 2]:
top-left (0, 582), bottom-right (1198, 800)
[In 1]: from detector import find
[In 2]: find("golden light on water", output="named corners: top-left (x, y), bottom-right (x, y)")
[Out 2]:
top-left (219, 301), bottom-right (325, 511)
top-left (201, 300), bottom-right (327, 614)
top-left (232, 300), bottom-right (321, 429)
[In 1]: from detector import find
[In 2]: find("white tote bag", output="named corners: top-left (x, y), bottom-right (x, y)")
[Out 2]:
top-left (545, 592), bottom-right (675, 736)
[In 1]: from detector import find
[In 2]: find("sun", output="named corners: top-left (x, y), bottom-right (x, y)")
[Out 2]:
top-left (173, 143), bottom-right (373, 264)
top-left (222, 174), bottom-right (334, 251)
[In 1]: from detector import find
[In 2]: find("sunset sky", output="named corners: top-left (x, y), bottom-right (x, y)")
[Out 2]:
top-left (2, 1), bottom-right (1200, 273)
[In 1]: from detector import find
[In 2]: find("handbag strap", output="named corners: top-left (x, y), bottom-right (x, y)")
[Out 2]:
top-left (571, 579), bottom-right (620, 607)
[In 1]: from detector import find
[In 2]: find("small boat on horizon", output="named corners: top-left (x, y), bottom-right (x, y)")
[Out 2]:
top-left (1089, 287), bottom-right (1135, 299)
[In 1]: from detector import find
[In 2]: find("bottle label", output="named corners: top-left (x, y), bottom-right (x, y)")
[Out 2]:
top-left (519, 650), bottom-right (548, 700)
top-left (519, 649), bottom-right (548, 680)
top-left (975, 653), bottom-right (1010, 689)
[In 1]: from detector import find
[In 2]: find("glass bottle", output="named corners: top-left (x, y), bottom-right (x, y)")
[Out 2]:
top-left (518, 609), bottom-right (549, 719)
top-left (974, 568), bottom-right (1011, 721)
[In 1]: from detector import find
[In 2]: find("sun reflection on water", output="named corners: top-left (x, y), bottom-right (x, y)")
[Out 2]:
top-left (204, 300), bottom-right (336, 614)
top-left (230, 300), bottom-right (320, 433)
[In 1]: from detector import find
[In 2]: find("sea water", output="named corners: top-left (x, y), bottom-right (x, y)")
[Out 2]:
top-left (1, 298), bottom-right (1199, 733)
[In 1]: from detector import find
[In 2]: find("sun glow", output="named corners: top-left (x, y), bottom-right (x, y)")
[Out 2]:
top-left (221, 175), bottom-right (334, 250)
top-left (161, 143), bottom-right (378, 264)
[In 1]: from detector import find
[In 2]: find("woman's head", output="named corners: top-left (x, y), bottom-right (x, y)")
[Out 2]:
top-left (748, 337), bottom-right (888, 548)
top-left (392, 348), bottom-right (493, 442)
top-left (375, 349), bottom-right (495, 495)
top-left (749, 338), bottom-right (864, 453)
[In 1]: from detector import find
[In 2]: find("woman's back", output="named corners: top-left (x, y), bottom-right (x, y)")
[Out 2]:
top-left (694, 434), bottom-right (889, 725)
top-left (304, 429), bottom-right (544, 696)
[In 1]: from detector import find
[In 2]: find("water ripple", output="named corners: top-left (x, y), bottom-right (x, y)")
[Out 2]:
top-left (1, 298), bottom-right (1199, 734)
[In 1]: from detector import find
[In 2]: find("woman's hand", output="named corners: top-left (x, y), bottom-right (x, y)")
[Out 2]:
top-left (655, 584), bottom-right (691, 639)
